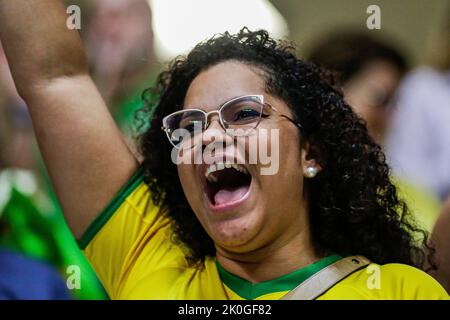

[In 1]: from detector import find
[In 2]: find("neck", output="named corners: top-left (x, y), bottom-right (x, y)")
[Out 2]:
top-left (215, 227), bottom-right (321, 284)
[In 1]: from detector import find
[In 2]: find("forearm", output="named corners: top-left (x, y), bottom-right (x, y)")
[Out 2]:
top-left (0, 0), bottom-right (87, 98)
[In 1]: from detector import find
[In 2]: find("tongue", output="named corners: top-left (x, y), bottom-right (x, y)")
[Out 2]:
top-left (214, 185), bottom-right (249, 206)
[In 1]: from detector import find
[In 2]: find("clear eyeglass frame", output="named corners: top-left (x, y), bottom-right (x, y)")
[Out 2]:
top-left (161, 94), bottom-right (302, 149)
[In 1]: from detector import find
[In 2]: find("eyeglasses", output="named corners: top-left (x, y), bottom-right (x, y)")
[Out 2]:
top-left (161, 94), bottom-right (302, 148)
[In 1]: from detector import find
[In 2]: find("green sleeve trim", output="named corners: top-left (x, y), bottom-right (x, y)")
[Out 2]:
top-left (77, 167), bottom-right (145, 250)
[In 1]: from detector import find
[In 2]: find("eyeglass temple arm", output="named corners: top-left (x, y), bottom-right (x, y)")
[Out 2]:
top-left (266, 103), bottom-right (303, 129)
top-left (281, 115), bottom-right (303, 129)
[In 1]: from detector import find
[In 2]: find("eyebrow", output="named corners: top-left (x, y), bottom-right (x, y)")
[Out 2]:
top-left (183, 94), bottom-right (263, 110)
top-left (179, 111), bottom-right (203, 121)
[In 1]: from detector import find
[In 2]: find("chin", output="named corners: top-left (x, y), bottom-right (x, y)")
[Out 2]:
top-left (205, 212), bottom-right (263, 250)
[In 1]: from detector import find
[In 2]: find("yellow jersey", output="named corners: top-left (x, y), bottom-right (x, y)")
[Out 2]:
top-left (78, 168), bottom-right (449, 300)
top-left (394, 177), bottom-right (441, 233)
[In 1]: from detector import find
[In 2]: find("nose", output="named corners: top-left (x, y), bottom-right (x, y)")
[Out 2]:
top-left (202, 112), bottom-right (233, 148)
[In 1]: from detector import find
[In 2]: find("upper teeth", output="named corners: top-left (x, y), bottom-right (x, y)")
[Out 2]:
top-left (205, 163), bottom-right (248, 182)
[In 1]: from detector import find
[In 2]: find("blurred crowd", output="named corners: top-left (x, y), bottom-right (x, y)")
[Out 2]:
top-left (0, 0), bottom-right (449, 298)
top-left (0, 0), bottom-right (154, 299)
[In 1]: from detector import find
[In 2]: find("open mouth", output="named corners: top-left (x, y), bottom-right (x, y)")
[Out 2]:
top-left (203, 163), bottom-right (252, 209)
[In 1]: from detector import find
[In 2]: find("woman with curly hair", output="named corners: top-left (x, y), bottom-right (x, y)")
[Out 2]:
top-left (0, 1), bottom-right (447, 299)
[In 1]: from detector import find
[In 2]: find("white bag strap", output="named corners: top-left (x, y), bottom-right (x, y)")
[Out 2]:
top-left (280, 255), bottom-right (371, 300)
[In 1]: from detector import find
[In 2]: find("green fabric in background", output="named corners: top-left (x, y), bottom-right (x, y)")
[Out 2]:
top-left (0, 74), bottom-right (157, 300)
top-left (0, 169), bottom-right (107, 300)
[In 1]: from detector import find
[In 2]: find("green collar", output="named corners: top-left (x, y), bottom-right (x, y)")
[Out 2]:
top-left (216, 254), bottom-right (343, 300)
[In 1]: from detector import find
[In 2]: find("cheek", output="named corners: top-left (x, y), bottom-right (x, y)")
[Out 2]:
top-left (278, 131), bottom-right (303, 186)
top-left (177, 164), bottom-right (200, 204)
top-left (258, 124), bottom-right (303, 195)
top-left (177, 164), bottom-right (187, 183)
top-left (177, 165), bottom-right (188, 196)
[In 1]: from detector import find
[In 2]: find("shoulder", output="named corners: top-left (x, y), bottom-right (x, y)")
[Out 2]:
top-left (397, 67), bottom-right (450, 111)
top-left (400, 67), bottom-right (444, 91)
top-left (321, 263), bottom-right (449, 300)
top-left (376, 263), bottom-right (446, 294)
top-left (78, 167), bottom-right (169, 249)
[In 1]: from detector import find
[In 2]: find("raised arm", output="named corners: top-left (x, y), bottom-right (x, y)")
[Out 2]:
top-left (0, 0), bottom-right (139, 238)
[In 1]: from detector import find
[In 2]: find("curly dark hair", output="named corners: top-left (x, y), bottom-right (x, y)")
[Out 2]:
top-left (137, 28), bottom-right (429, 267)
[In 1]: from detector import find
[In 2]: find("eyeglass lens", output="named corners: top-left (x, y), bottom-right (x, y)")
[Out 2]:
top-left (167, 97), bottom-right (264, 146)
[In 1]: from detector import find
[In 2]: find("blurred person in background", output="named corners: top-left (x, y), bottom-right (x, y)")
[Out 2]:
top-left (385, 7), bottom-right (450, 292)
top-left (0, 0), bottom-right (156, 299)
top-left (308, 31), bottom-right (441, 234)
top-left (0, 68), bottom-right (70, 299)
top-left (0, 31), bottom-right (106, 301)
top-left (82, 0), bottom-right (155, 137)
top-left (385, 6), bottom-right (450, 202)
top-left (308, 31), bottom-right (405, 146)
top-left (415, 7), bottom-right (450, 293)
top-left (0, 44), bottom-right (36, 172)
top-left (428, 195), bottom-right (450, 293)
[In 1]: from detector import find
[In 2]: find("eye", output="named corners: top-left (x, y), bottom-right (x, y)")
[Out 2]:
top-left (232, 108), bottom-right (260, 122)
top-left (180, 120), bottom-right (203, 132)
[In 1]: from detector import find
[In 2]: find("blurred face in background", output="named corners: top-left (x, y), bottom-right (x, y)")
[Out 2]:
top-left (343, 60), bottom-right (402, 145)
top-left (87, 0), bottom-right (153, 73)
top-left (85, 0), bottom-right (154, 106)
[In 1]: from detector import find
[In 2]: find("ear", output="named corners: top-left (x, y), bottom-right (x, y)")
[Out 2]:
top-left (300, 141), bottom-right (322, 178)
